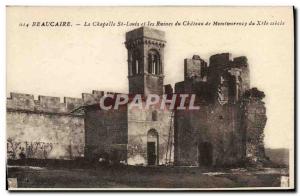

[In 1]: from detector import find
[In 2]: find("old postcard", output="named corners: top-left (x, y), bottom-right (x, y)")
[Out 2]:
top-left (6, 6), bottom-right (294, 190)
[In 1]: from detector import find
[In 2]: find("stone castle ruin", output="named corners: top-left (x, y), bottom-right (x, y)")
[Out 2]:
top-left (7, 27), bottom-right (267, 167)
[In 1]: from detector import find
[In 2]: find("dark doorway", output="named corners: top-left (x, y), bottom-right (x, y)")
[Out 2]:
top-left (147, 142), bottom-right (156, 165)
top-left (147, 129), bottom-right (159, 165)
top-left (198, 142), bottom-right (213, 167)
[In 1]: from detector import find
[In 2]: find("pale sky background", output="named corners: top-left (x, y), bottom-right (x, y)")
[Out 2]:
top-left (6, 7), bottom-right (294, 149)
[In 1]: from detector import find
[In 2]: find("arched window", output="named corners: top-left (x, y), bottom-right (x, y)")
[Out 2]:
top-left (148, 49), bottom-right (160, 75)
top-left (131, 50), bottom-right (140, 75)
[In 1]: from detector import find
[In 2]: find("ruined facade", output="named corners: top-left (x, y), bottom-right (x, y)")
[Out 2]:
top-left (6, 27), bottom-right (267, 167)
top-left (174, 54), bottom-right (267, 167)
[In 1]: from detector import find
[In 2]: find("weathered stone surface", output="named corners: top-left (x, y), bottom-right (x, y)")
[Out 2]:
top-left (174, 54), bottom-right (267, 167)
top-left (7, 93), bottom-right (85, 114)
top-left (8, 93), bottom-right (35, 111)
top-left (82, 91), bottom-right (104, 105)
top-left (84, 104), bottom-right (128, 162)
top-left (127, 102), bottom-right (173, 165)
top-left (64, 97), bottom-right (84, 111)
top-left (184, 55), bottom-right (207, 82)
top-left (84, 99), bottom-right (173, 165)
top-left (241, 88), bottom-right (268, 165)
top-left (6, 92), bottom-right (87, 160)
top-left (7, 111), bottom-right (84, 160)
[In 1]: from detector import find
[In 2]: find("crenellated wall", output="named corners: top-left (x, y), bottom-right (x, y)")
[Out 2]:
top-left (209, 53), bottom-right (248, 69)
top-left (6, 90), bottom-right (110, 160)
top-left (82, 90), bottom-right (105, 105)
top-left (7, 92), bottom-right (84, 114)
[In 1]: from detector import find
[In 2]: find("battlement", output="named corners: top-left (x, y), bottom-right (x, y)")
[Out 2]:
top-left (7, 90), bottom-right (123, 114)
top-left (82, 90), bottom-right (104, 105)
top-left (209, 53), bottom-right (248, 68)
top-left (8, 93), bottom-right (35, 111)
top-left (184, 53), bottom-right (248, 83)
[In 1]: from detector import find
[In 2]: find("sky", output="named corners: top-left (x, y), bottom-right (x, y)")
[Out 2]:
top-left (6, 6), bottom-right (294, 149)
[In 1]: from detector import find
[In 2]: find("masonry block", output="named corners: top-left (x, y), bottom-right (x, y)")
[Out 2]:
top-left (8, 92), bottom-right (35, 111)
top-left (82, 90), bottom-right (104, 105)
top-left (38, 95), bottom-right (61, 113)
top-left (64, 97), bottom-right (83, 111)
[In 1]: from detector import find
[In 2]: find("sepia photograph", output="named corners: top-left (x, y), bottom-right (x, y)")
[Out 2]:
top-left (5, 6), bottom-right (294, 191)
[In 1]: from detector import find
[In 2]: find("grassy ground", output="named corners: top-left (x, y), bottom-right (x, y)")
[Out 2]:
top-left (7, 163), bottom-right (288, 189)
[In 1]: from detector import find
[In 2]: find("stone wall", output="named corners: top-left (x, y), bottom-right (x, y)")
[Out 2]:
top-left (127, 102), bottom-right (173, 165)
top-left (6, 91), bottom-right (105, 160)
top-left (7, 112), bottom-right (84, 160)
top-left (174, 103), bottom-right (244, 167)
top-left (84, 104), bottom-right (128, 162)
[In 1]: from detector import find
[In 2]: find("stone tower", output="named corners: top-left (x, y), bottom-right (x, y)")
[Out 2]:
top-left (125, 27), bottom-right (166, 96)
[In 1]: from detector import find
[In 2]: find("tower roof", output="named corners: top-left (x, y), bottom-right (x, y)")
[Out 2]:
top-left (125, 27), bottom-right (166, 42)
